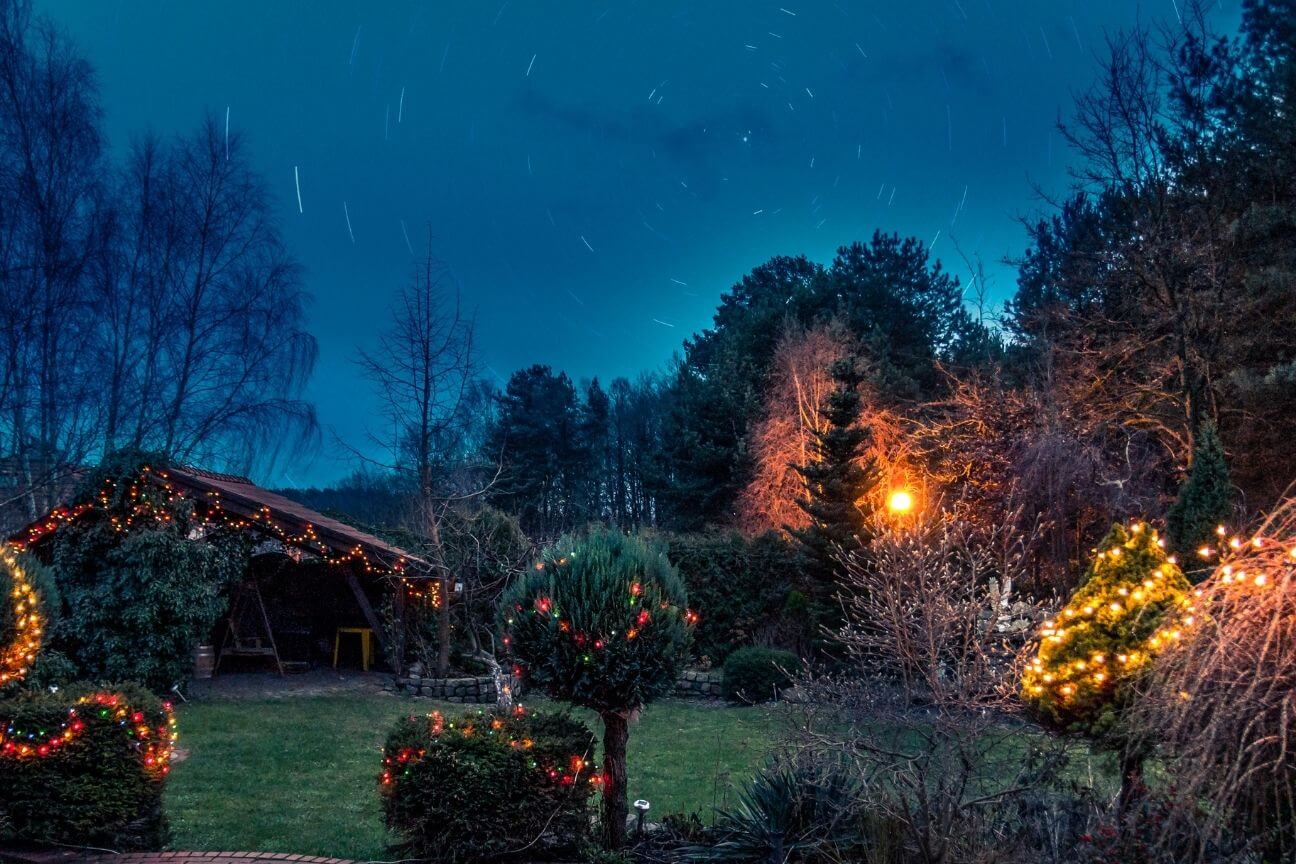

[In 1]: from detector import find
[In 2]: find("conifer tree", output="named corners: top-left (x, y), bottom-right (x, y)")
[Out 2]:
top-left (792, 358), bottom-right (877, 595)
top-left (1167, 421), bottom-right (1233, 579)
top-left (1022, 522), bottom-right (1193, 814)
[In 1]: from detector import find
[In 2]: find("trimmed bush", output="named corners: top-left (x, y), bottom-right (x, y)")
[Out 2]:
top-left (722, 647), bottom-right (798, 703)
top-left (380, 706), bottom-right (597, 862)
top-left (0, 682), bottom-right (174, 850)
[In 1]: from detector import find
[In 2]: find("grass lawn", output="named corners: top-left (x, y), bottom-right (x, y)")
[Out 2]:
top-left (165, 694), bottom-right (784, 860)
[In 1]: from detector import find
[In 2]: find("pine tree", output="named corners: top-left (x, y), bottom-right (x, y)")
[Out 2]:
top-left (1167, 421), bottom-right (1233, 579)
top-left (791, 358), bottom-right (877, 594)
top-left (1022, 522), bottom-right (1193, 814)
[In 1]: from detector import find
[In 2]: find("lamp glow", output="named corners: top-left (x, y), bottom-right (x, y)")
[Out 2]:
top-left (887, 490), bottom-right (914, 515)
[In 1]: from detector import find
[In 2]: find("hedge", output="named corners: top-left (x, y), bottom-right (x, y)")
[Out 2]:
top-left (0, 682), bottom-right (174, 850)
top-left (380, 706), bottom-right (597, 861)
top-left (661, 530), bottom-right (804, 663)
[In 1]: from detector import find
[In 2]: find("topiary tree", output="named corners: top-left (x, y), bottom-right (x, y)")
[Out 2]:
top-left (1022, 522), bottom-right (1192, 815)
top-left (1167, 421), bottom-right (1233, 580)
top-left (499, 527), bottom-right (693, 848)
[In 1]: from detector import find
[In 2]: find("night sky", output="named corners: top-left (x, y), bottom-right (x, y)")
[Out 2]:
top-left (38, 1), bottom-right (1235, 486)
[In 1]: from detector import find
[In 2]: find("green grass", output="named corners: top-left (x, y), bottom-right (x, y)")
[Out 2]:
top-left (165, 695), bottom-right (783, 860)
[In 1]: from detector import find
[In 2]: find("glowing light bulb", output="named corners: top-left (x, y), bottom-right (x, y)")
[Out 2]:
top-left (887, 490), bottom-right (914, 515)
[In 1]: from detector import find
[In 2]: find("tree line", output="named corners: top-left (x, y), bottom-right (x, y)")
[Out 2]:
top-left (0, 0), bottom-right (316, 524)
top-left (479, 0), bottom-right (1296, 592)
top-left (3, 0), bottom-right (1293, 600)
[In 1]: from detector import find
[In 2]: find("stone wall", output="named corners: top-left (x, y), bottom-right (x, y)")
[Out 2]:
top-left (394, 669), bottom-right (724, 703)
top-left (672, 669), bottom-right (723, 700)
top-left (393, 673), bottom-right (521, 704)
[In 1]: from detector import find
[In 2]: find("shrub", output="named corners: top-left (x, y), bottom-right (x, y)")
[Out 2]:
top-left (500, 527), bottom-right (693, 848)
top-left (1166, 421), bottom-right (1232, 580)
top-left (722, 646), bottom-right (797, 703)
top-left (1022, 522), bottom-right (1191, 815)
top-left (696, 757), bottom-right (884, 863)
top-left (380, 706), bottom-right (597, 862)
top-left (42, 452), bottom-right (245, 691)
top-left (0, 682), bottom-right (174, 850)
top-left (662, 531), bottom-right (803, 663)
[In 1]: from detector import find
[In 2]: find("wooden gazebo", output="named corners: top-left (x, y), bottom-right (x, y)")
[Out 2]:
top-left (11, 464), bottom-right (437, 675)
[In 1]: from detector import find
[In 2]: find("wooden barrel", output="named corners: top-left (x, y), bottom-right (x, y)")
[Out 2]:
top-left (193, 644), bottom-right (216, 679)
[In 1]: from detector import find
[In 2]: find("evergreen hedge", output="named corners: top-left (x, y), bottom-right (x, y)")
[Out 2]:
top-left (0, 683), bottom-right (173, 850)
top-left (662, 531), bottom-right (802, 663)
top-left (380, 707), bottom-right (597, 862)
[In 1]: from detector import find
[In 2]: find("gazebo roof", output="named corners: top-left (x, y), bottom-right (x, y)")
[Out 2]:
top-left (11, 463), bottom-right (433, 578)
top-left (165, 466), bottom-right (432, 577)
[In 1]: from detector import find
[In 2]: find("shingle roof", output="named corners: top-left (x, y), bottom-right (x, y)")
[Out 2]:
top-left (8, 463), bottom-right (432, 578)
top-left (163, 465), bottom-right (432, 576)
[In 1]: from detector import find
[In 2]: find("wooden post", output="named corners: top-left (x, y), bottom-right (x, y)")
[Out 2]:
top-left (392, 580), bottom-right (407, 676)
top-left (345, 570), bottom-right (388, 662)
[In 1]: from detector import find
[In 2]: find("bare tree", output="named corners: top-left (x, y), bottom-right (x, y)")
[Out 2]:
top-left (357, 238), bottom-right (479, 676)
top-left (786, 513), bottom-right (1091, 864)
top-left (0, 0), bottom-right (106, 518)
top-left (0, 1), bottom-right (317, 529)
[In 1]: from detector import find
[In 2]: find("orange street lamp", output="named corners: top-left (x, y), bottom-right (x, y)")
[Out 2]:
top-left (887, 489), bottom-right (914, 516)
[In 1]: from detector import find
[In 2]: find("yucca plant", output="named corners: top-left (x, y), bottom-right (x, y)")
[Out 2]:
top-left (696, 757), bottom-right (890, 863)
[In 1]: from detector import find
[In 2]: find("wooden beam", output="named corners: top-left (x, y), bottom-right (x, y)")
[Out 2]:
top-left (392, 582), bottom-right (407, 676)
top-left (345, 570), bottom-right (388, 663)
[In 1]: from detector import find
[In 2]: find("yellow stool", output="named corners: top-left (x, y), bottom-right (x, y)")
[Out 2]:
top-left (333, 627), bottom-right (373, 672)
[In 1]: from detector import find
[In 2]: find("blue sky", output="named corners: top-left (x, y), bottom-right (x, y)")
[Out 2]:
top-left (40, 0), bottom-right (1236, 485)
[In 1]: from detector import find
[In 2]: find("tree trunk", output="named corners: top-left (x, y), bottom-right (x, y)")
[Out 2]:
top-left (1116, 749), bottom-right (1144, 820)
top-left (437, 574), bottom-right (451, 677)
top-left (600, 710), bottom-right (630, 849)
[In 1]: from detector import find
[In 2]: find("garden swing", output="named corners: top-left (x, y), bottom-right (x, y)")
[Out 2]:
top-left (215, 578), bottom-right (285, 675)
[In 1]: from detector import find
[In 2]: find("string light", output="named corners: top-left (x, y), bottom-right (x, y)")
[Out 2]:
top-left (1, 550), bottom-right (42, 688)
top-left (10, 466), bottom-right (417, 578)
top-left (0, 692), bottom-right (176, 773)
top-left (379, 705), bottom-right (600, 789)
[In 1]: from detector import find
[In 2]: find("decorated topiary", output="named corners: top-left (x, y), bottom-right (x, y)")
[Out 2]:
top-left (1022, 522), bottom-right (1193, 812)
top-left (500, 527), bottom-right (693, 848)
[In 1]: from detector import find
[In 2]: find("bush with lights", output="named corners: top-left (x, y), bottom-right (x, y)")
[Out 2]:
top-left (499, 527), bottom-right (693, 848)
top-left (1, 548), bottom-right (177, 850)
top-left (1022, 522), bottom-right (1193, 812)
top-left (0, 681), bottom-right (176, 850)
top-left (380, 706), bottom-right (597, 862)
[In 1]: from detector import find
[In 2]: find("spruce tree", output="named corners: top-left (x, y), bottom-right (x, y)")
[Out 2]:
top-left (1167, 421), bottom-right (1233, 579)
top-left (791, 357), bottom-right (876, 595)
top-left (1022, 522), bottom-right (1193, 814)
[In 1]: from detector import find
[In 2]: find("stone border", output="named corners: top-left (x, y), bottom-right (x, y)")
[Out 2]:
top-left (672, 668), bottom-right (723, 700)
top-left (390, 673), bottom-right (520, 704)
